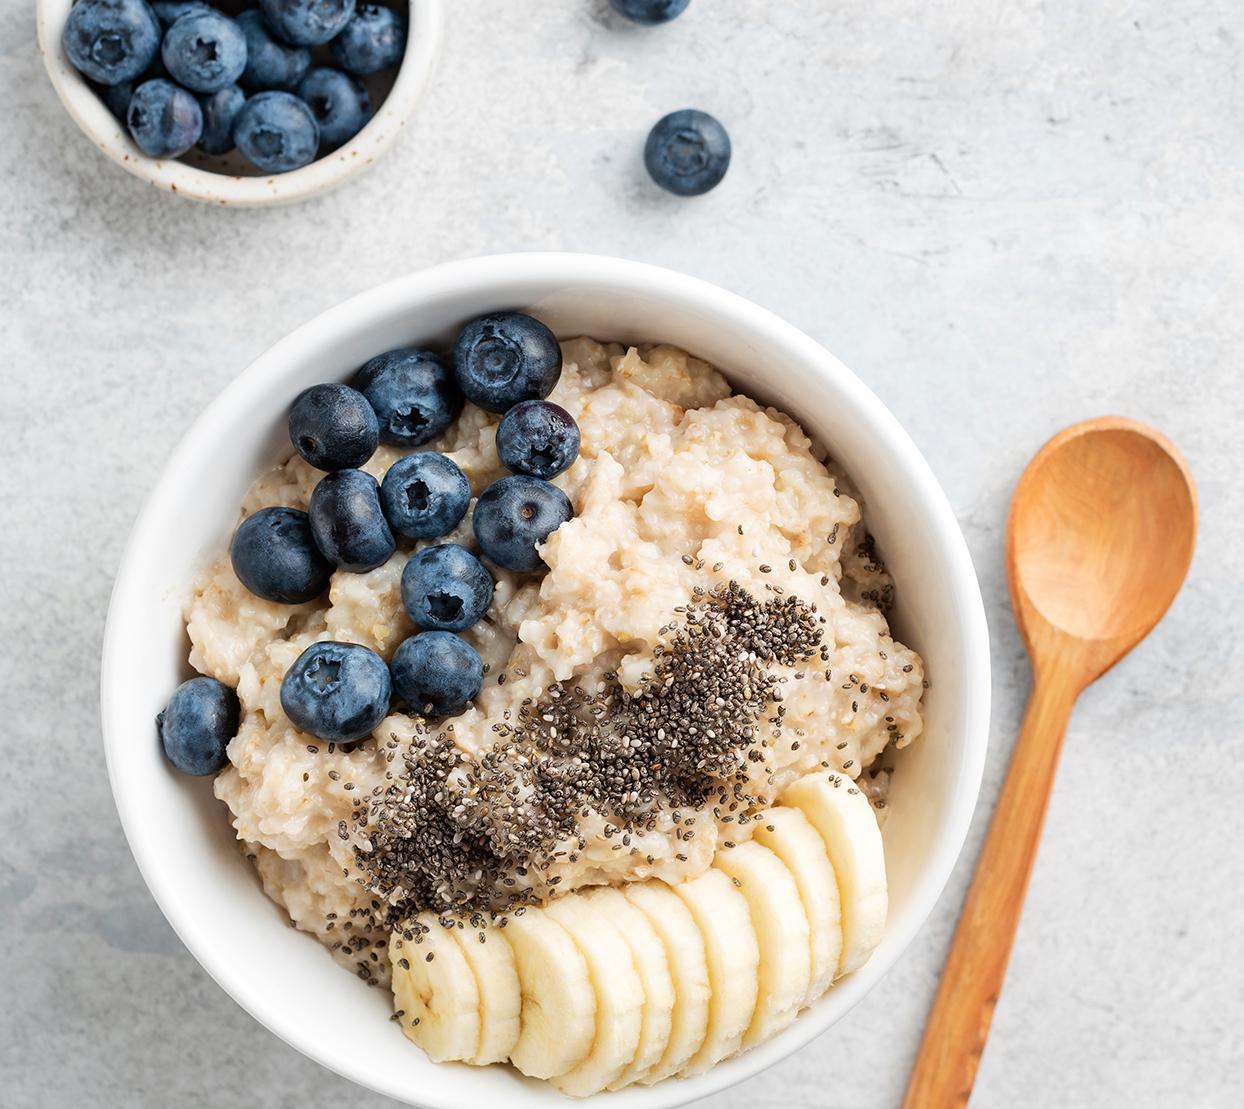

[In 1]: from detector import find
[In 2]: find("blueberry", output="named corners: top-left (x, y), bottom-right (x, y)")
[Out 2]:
top-left (126, 78), bottom-right (203, 157)
top-left (161, 10), bottom-right (248, 93)
top-left (236, 9), bottom-right (310, 91)
top-left (390, 632), bottom-right (483, 718)
top-left (400, 544), bottom-right (493, 632)
top-left (63, 0), bottom-right (160, 86)
top-left (329, 3), bottom-right (406, 75)
top-left (288, 383), bottom-right (380, 471)
top-left (379, 452), bottom-right (470, 540)
top-left (453, 313), bottom-right (563, 414)
top-left (296, 67), bottom-right (372, 148)
top-left (230, 506), bottom-right (333, 603)
top-left (157, 675), bottom-right (240, 775)
top-left (102, 79), bottom-right (133, 118)
top-left (151, 1), bottom-right (211, 26)
top-left (308, 469), bottom-right (395, 572)
top-left (280, 641), bottom-right (391, 742)
top-left (354, 348), bottom-right (462, 448)
top-left (472, 475), bottom-right (573, 572)
top-left (233, 90), bottom-right (319, 171)
top-left (197, 83), bottom-right (245, 154)
top-left (259, 0), bottom-right (355, 47)
top-left (644, 108), bottom-right (730, 196)
top-left (496, 400), bottom-right (580, 479)
top-left (610, 0), bottom-right (690, 24)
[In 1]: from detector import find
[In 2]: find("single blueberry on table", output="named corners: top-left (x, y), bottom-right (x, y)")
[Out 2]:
top-left (151, 1), bottom-right (211, 26)
top-left (644, 108), bottom-right (731, 196)
top-left (157, 675), bottom-right (239, 776)
top-left (288, 383), bottom-right (380, 471)
top-left (296, 67), bottom-right (372, 148)
top-left (401, 544), bottom-right (494, 632)
top-left (126, 78), bottom-right (203, 157)
top-left (390, 632), bottom-right (483, 718)
top-left (354, 348), bottom-right (462, 448)
top-left (197, 83), bottom-right (246, 154)
top-left (473, 474), bottom-right (573, 572)
top-left (379, 452), bottom-right (470, 540)
top-left (453, 312), bottom-right (563, 414)
top-left (496, 400), bottom-right (580, 480)
top-left (280, 641), bottom-right (392, 742)
top-left (230, 505), bottom-right (333, 603)
top-left (161, 10), bottom-right (248, 94)
top-left (63, 0), bottom-right (161, 86)
top-left (233, 90), bottom-right (319, 171)
top-left (259, 0), bottom-right (356, 47)
top-left (308, 468), bottom-right (395, 572)
top-left (610, 0), bottom-right (691, 25)
top-left (330, 3), bottom-right (406, 75)
top-left (236, 9), bottom-right (310, 91)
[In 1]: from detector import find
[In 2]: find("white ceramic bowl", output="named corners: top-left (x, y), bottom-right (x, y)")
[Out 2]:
top-left (101, 253), bottom-right (990, 1107)
top-left (36, 0), bottom-right (443, 206)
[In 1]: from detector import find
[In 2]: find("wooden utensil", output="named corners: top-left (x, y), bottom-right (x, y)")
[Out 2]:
top-left (903, 416), bottom-right (1197, 1108)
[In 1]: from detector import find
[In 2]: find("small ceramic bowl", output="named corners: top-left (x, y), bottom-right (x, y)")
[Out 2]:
top-left (101, 254), bottom-right (991, 1107)
top-left (36, 0), bottom-right (444, 205)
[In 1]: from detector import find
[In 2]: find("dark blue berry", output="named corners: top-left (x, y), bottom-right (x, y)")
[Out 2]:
top-left (197, 83), bottom-right (245, 154)
top-left (288, 383), bottom-right (380, 471)
top-left (158, 675), bottom-right (239, 775)
top-left (644, 108), bottom-right (730, 196)
top-left (161, 10), bottom-right (248, 93)
top-left (236, 9), bottom-right (310, 91)
top-left (329, 3), bottom-right (405, 75)
top-left (496, 400), bottom-right (580, 479)
top-left (279, 641), bottom-right (391, 742)
top-left (258, 0), bottom-right (355, 47)
top-left (126, 78), bottom-right (203, 157)
top-left (472, 475), bottom-right (573, 572)
top-left (610, 0), bottom-right (690, 24)
top-left (63, 0), bottom-right (160, 86)
top-left (354, 348), bottom-right (462, 447)
top-left (151, 1), bottom-right (210, 25)
top-left (233, 90), bottom-right (319, 171)
top-left (400, 544), bottom-right (493, 632)
top-left (308, 469), bottom-right (395, 572)
top-left (296, 67), bottom-right (371, 148)
top-left (379, 452), bottom-right (470, 539)
top-left (230, 506), bottom-right (332, 603)
top-left (453, 313), bottom-right (563, 414)
top-left (102, 78), bottom-right (133, 118)
top-left (390, 632), bottom-right (483, 718)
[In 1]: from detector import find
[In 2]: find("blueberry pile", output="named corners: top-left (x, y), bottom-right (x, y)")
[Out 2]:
top-left (62, 0), bottom-right (406, 171)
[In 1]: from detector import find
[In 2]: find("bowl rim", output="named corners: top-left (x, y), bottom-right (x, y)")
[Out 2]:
top-left (35, 0), bottom-right (444, 206)
top-left (101, 252), bottom-right (991, 1106)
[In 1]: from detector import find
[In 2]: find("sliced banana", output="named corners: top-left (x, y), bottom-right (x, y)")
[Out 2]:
top-left (389, 914), bottom-right (481, 1063)
top-left (504, 907), bottom-right (596, 1080)
top-left (450, 922), bottom-right (521, 1065)
top-left (751, 805), bottom-right (843, 1004)
top-left (671, 868), bottom-right (760, 1076)
top-left (546, 894), bottom-right (645, 1097)
top-left (713, 840), bottom-right (812, 1047)
top-left (784, 772), bottom-right (887, 976)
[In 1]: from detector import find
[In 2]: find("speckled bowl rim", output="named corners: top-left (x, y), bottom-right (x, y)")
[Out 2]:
top-left (36, 0), bottom-right (443, 206)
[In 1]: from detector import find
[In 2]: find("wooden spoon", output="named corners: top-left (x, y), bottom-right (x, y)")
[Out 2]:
top-left (903, 416), bottom-right (1197, 1108)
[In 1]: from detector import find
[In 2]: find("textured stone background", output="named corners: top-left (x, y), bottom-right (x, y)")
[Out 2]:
top-left (3, 1), bottom-right (1243, 1106)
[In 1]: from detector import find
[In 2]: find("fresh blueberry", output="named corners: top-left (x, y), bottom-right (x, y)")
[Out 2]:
top-left (296, 67), bottom-right (371, 148)
top-left (453, 312), bottom-right (563, 414)
top-left (126, 78), bottom-right (203, 156)
top-left (280, 641), bottom-right (391, 742)
top-left (644, 108), bottom-right (730, 196)
top-left (288, 383), bottom-right (380, 471)
top-left (308, 469), bottom-right (395, 572)
top-left (472, 475), bottom-right (572, 572)
top-left (63, 0), bottom-right (160, 86)
top-left (379, 452), bottom-right (470, 540)
top-left (236, 9), bottom-right (310, 90)
top-left (161, 10), bottom-right (248, 93)
top-left (400, 544), bottom-right (493, 632)
top-left (230, 506), bottom-right (333, 603)
top-left (354, 348), bottom-right (461, 448)
top-left (329, 3), bottom-right (406, 75)
top-left (610, 0), bottom-right (690, 24)
top-left (151, 1), bottom-right (211, 25)
top-left (197, 83), bottom-right (245, 154)
top-left (233, 90), bottom-right (319, 171)
top-left (102, 78), bottom-right (133, 118)
top-left (390, 632), bottom-right (483, 718)
top-left (258, 0), bottom-right (355, 47)
top-left (157, 675), bottom-right (240, 775)
top-left (496, 400), bottom-right (580, 479)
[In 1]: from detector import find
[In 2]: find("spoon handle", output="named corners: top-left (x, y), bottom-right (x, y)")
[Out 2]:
top-left (902, 667), bottom-right (1079, 1108)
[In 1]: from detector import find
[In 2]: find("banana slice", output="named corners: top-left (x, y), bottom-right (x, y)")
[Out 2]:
top-left (784, 772), bottom-right (887, 976)
top-left (505, 907), bottom-right (596, 1080)
top-left (672, 868), bottom-right (760, 1076)
top-left (584, 887), bottom-right (676, 1091)
top-left (751, 806), bottom-right (843, 1004)
top-left (713, 840), bottom-right (811, 1047)
top-left (450, 922), bottom-right (521, 1065)
top-left (546, 894), bottom-right (645, 1097)
top-left (389, 914), bottom-right (481, 1063)
top-left (623, 880), bottom-right (712, 1086)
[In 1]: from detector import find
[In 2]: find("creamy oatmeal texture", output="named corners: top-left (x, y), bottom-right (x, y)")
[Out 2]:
top-left (186, 339), bottom-right (925, 984)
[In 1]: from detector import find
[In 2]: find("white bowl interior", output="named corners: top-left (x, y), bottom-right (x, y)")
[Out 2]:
top-left (102, 254), bottom-right (990, 1108)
